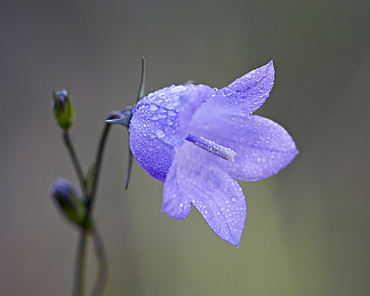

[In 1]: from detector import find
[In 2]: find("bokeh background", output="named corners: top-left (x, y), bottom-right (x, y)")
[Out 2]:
top-left (1, 0), bottom-right (369, 295)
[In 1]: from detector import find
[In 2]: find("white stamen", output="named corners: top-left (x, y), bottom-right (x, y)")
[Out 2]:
top-left (186, 134), bottom-right (236, 162)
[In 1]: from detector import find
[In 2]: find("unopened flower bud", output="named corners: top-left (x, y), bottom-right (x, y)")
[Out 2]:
top-left (52, 89), bottom-right (75, 130)
top-left (49, 178), bottom-right (92, 230)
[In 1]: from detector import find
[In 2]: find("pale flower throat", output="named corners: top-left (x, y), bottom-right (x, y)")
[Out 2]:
top-left (185, 134), bottom-right (236, 162)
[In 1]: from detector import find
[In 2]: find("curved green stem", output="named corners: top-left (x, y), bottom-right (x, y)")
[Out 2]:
top-left (61, 129), bottom-right (88, 296)
top-left (91, 230), bottom-right (108, 296)
top-left (88, 122), bottom-right (112, 206)
top-left (62, 130), bottom-right (85, 189)
top-left (74, 228), bottom-right (88, 296)
top-left (75, 120), bottom-right (113, 296)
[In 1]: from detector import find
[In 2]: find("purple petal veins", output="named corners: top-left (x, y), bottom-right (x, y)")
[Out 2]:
top-left (128, 61), bottom-right (298, 246)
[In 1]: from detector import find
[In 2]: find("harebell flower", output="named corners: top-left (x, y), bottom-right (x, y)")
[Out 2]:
top-left (108, 61), bottom-right (298, 246)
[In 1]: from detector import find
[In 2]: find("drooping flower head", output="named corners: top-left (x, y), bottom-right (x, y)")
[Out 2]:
top-left (109, 61), bottom-right (298, 246)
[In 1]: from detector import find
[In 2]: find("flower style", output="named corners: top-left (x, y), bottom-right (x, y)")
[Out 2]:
top-left (111, 61), bottom-right (298, 246)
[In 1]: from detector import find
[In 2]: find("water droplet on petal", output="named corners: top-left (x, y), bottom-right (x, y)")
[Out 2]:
top-left (148, 93), bottom-right (155, 100)
top-left (171, 85), bottom-right (187, 93)
top-left (156, 130), bottom-right (165, 138)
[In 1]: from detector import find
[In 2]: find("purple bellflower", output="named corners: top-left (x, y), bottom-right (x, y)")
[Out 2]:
top-left (110, 61), bottom-right (298, 246)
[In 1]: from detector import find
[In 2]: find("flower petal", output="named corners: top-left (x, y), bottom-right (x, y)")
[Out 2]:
top-left (162, 157), bottom-right (192, 219)
top-left (189, 111), bottom-right (298, 181)
top-left (129, 84), bottom-right (213, 182)
top-left (176, 142), bottom-right (247, 246)
top-left (177, 84), bottom-right (214, 140)
top-left (129, 129), bottom-right (174, 182)
top-left (209, 61), bottom-right (275, 114)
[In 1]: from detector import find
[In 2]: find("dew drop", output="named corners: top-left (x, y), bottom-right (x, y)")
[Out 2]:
top-left (231, 196), bottom-right (237, 202)
top-left (171, 85), bottom-right (187, 93)
top-left (150, 104), bottom-right (158, 111)
top-left (156, 130), bottom-right (165, 138)
top-left (168, 110), bottom-right (176, 117)
top-left (148, 93), bottom-right (155, 100)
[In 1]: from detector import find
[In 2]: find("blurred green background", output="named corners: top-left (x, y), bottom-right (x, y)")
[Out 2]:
top-left (1, 0), bottom-right (369, 295)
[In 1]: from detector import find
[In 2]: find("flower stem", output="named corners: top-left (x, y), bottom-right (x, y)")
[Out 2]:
top-left (76, 119), bottom-right (114, 296)
top-left (88, 122), bottom-right (112, 208)
top-left (61, 129), bottom-right (89, 296)
top-left (63, 119), bottom-right (114, 296)
top-left (74, 228), bottom-right (88, 296)
top-left (62, 130), bottom-right (85, 189)
top-left (91, 230), bottom-right (108, 296)
top-left (81, 122), bottom-right (112, 296)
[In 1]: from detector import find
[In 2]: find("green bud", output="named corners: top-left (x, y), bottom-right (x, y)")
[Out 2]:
top-left (52, 89), bottom-right (75, 130)
top-left (49, 178), bottom-right (92, 231)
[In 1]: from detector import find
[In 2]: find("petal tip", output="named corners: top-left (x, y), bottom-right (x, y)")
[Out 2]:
top-left (227, 238), bottom-right (241, 247)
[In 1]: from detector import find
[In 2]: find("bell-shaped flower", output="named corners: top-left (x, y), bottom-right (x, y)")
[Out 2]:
top-left (110, 61), bottom-right (298, 246)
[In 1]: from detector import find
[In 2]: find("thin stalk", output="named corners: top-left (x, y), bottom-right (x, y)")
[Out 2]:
top-left (75, 120), bottom-right (113, 296)
top-left (88, 122), bottom-right (112, 207)
top-left (91, 230), bottom-right (108, 296)
top-left (61, 129), bottom-right (88, 296)
top-left (74, 228), bottom-right (89, 296)
top-left (62, 130), bottom-right (85, 189)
